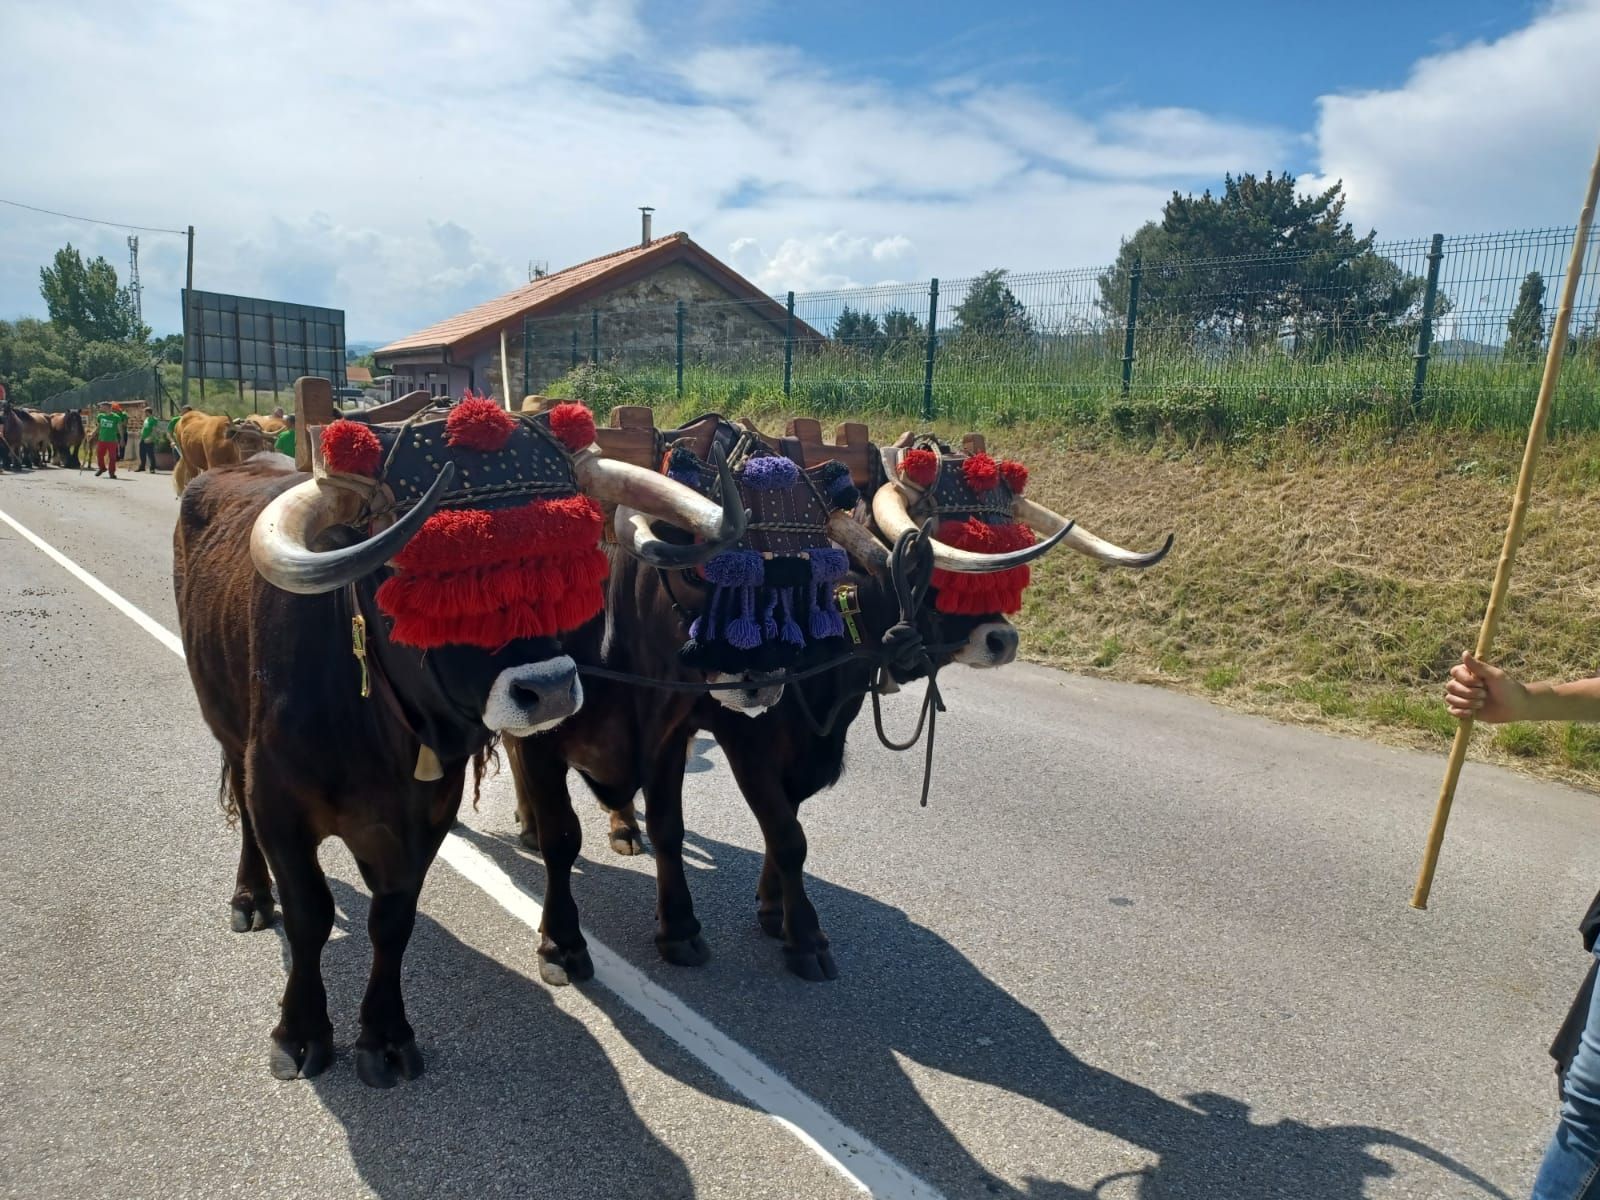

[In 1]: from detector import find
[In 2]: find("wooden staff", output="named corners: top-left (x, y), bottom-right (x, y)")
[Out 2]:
top-left (1412, 138), bottom-right (1600, 909)
top-left (499, 328), bottom-right (514, 412)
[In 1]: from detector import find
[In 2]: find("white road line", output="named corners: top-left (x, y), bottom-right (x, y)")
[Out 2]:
top-left (0, 501), bottom-right (942, 1200)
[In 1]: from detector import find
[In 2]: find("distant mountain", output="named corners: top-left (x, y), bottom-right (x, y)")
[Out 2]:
top-left (346, 341), bottom-right (388, 359)
top-left (1432, 338), bottom-right (1500, 361)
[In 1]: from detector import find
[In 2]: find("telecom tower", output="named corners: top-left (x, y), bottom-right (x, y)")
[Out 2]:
top-left (126, 235), bottom-right (143, 331)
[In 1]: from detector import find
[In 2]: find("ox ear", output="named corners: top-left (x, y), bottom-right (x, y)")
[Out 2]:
top-left (224, 425), bottom-right (238, 440)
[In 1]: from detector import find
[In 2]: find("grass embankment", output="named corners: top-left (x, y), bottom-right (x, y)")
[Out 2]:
top-left (552, 369), bottom-right (1600, 789)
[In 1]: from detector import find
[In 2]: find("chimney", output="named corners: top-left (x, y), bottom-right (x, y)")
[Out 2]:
top-left (639, 206), bottom-right (654, 246)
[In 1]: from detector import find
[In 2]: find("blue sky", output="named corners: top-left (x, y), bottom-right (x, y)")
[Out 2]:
top-left (1, 0), bottom-right (1595, 341)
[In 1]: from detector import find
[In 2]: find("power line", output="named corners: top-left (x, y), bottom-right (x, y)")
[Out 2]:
top-left (0, 197), bottom-right (186, 237)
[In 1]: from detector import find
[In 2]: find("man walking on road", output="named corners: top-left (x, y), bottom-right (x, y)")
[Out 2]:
top-left (93, 404), bottom-right (127, 478)
top-left (1447, 653), bottom-right (1600, 1199)
top-left (136, 406), bottom-right (161, 473)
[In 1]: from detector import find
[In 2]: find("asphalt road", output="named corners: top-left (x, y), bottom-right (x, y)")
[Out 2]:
top-left (3, 463), bottom-right (1597, 1200)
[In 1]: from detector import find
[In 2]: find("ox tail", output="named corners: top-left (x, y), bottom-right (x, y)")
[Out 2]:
top-left (218, 753), bottom-right (240, 827)
top-left (471, 738), bottom-right (502, 811)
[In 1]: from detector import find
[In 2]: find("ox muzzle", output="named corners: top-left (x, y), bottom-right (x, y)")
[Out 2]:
top-left (953, 621), bottom-right (1019, 668)
top-left (707, 670), bottom-right (785, 715)
top-left (484, 656), bottom-right (583, 736)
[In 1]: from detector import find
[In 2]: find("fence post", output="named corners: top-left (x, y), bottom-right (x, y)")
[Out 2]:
top-left (922, 278), bottom-right (939, 421)
top-left (784, 291), bottom-right (795, 399)
top-left (1410, 233), bottom-right (1446, 413)
top-left (1121, 257), bottom-right (1142, 396)
top-left (590, 310), bottom-right (600, 365)
top-left (571, 330), bottom-right (579, 369)
top-left (675, 300), bottom-right (685, 399)
top-left (522, 316), bottom-right (531, 398)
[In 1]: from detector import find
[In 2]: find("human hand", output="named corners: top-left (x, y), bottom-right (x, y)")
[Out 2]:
top-left (1444, 652), bottom-right (1531, 724)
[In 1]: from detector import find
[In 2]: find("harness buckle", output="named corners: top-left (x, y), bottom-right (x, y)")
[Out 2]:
top-left (351, 614), bottom-right (371, 699)
top-left (834, 583), bottom-right (862, 645)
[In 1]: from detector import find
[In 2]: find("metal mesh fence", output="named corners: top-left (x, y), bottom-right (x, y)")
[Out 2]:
top-left (514, 224), bottom-right (1600, 438)
top-left (37, 367), bottom-right (168, 415)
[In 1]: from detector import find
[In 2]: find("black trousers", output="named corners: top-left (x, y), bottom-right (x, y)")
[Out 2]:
top-left (138, 441), bottom-right (157, 471)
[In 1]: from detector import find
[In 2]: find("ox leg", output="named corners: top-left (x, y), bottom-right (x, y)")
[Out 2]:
top-left (256, 827), bottom-right (336, 1080)
top-left (645, 734), bottom-right (709, 967)
top-left (507, 740), bottom-right (594, 987)
top-left (230, 794), bottom-right (277, 932)
top-left (724, 755), bottom-right (836, 982)
top-left (351, 869), bottom-right (428, 1090)
top-left (602, 798), bottom-right (645, 856)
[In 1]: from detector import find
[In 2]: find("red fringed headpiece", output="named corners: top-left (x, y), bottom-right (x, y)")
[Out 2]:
top-left (376, 495), bottom-right (607, 648)
top-left (931, 517), bottom-right (1035, 615)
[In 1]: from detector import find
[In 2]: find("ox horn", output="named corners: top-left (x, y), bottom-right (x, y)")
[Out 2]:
top-left (590, 447), bottom-right (749, 569)
top-left (871, 482), bottom-right (1073, 574)
top-left (827, 510), bottom-right (889, 574)
top-left (1013, 496), bottom-right (1173, 568)
top-left (251, 462), bottom-right (456, 595)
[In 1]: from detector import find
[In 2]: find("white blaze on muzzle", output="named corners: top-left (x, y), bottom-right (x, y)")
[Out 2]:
top-left (953, 622), bottom-right (1019, 668)
top-left (484, 656), bottom-right (583, 735)
top-left (707, 671), bottom-right (785, 715)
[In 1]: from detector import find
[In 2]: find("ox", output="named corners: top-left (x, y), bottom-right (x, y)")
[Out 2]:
top-left (175, 397), bottom-right (744, 1085)
top-left (0, 402), bottom-right (51, 469)
top-left (506, 418), bottom-right (1171, 982)
top-left (46, 409), bottom-right (86, 468)
top-left (171, 410), bottom-right (276, 492)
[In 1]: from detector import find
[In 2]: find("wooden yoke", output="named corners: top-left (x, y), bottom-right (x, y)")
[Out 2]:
top-left (782, 417), bottom-right (878, 490)
top-left (293, 376), bottom-right (335, 473)
top-left (960, 433), bottom-right (987, 456)
top-left (594, 405), bottom-right (660, 471)
top-left (361, 390), bottom-right (435, 424)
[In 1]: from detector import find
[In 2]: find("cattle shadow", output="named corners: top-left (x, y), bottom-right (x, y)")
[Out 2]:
top-left (455, 824), bottom-right (1514, 1200)
top-left (273, 877), bottom-right (698, 1200)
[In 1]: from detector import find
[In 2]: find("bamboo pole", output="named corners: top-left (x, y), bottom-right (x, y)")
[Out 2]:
top-left (1411, 138), bottom-right (1600, 909)
top-left (499, 328), bottom-right (514, 412)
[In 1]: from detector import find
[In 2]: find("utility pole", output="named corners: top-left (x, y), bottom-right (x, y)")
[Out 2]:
top-left (126, 236), bottom-right (143, 333)
top-left (181, 225), bottom-right (195, 407)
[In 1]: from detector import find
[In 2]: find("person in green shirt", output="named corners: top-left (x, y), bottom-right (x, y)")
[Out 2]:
top-left (136, 406), bottom-right (160, 473)
top-left (274, 414), bottom-right (296, 460)
top-left (93, 404), bottom-right (128, 478)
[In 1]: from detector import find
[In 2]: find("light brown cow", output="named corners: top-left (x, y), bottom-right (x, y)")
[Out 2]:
top-left (242, 413), bottom-right (288, 436)
top-left (171, 411), bottom-right (276, 493)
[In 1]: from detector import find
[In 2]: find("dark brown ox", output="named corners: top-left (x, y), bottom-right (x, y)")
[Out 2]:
top-left (1, 402), bottom-right (51, 468)
top-left (175, 399), bottom-right (744, 1086)
top-left (46, 410), bottom-right (86, 468)
top-left (507, 418), bottom-right (1171, 983)
top-left (171, 410), bottom-right (276, 492)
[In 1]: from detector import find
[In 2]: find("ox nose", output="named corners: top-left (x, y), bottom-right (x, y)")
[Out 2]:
top-left (484, 656), bottom-right (583, 735)
top-left (985, 627), bottom-right (1019, 664)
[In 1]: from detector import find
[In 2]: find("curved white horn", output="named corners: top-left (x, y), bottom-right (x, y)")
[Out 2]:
top-left (872, 481), bottom-right (1071, 574)
top-left (573, 445), bottom-right (745, 563)
top-left (251, 463), bottom-right (455, 595)
top-left (1014, 496), bottom-right (1172, 568)
top-left (827, 509), bottom-right (889, 574)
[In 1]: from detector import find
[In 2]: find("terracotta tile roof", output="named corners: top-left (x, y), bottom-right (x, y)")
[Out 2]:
top-left (345, 365), bottom-right (373, 384)
top-left (374, 232), bottom-right (809, 358)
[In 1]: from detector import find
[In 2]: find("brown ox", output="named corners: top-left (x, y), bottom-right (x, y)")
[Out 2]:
top-left (0, 403), bottom-right (51, 468)
top-left (243, 413), bottom-right (288, 435)
top-left (175, 399), bottom-right (744, 1086)
top-left (508, 421), bottom-right (1171, 983)
top-left (46, 410), bottom-right (86, 468)
top-left (172, 411), bottom-right (276, 493)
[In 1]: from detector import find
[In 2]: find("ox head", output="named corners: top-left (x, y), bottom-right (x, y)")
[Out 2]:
top-left (224, 418), bottom-right (276, 459)
top-left (860, 433), bottom-right (1171, 675)
top-left (249, 397), bottom-right (744, 746)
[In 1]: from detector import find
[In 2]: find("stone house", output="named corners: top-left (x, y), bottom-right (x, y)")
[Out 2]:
top-left (373, 228), bottom-right (820, 397)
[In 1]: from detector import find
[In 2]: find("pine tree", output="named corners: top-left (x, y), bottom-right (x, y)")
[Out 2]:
top-left (1506, 271), bottom-right (1546, 361)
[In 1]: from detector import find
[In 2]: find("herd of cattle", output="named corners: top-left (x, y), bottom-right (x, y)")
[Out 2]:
top-left (155, 385), bottom-right (1175, 1088)
top-left (0, 399), bottom-right (287, 481)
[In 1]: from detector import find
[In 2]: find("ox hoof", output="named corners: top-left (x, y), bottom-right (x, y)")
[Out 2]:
top-left (657, 933), bottom-right (711, 968)
top-left (518, 825), bottom-right (539, 853)
top-left (757, 907), bottom-right (784, 939)
top-left (608, 827), bottom-right (645, 856)
top-left (355, 1039), bottom-right (424, 1089)
top-left (268, 1030), bottom-right (334, 1080)
top-left (784, 946), bottom-right (839, 982)
top-left (538, 945), bottom-right (594, 987)
top-left (230, 895), bottom-right (276, 933)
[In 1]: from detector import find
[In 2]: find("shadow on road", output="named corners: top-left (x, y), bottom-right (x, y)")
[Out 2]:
top-left (453, 823), bottom-right (1513, 1200)
top-left (277, 877), bottom-right (697, 1200)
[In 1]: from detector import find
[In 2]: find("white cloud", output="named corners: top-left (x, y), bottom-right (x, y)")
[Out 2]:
top-left (1309, 0), bottom-right (1600, 235)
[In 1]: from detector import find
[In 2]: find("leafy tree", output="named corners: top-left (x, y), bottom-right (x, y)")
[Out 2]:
top-left (833, 306), bottom-right (884, 354)
top-left (39, 244), bottom-right (148, 344)
top-left (881, 308), bottom-right (924, 352)
top-left (1097, 173), bottom-right (1428, 354)
top-left (14, 366), bottom-right (81, 407)
top-left (1507, 271), bottom-right (1546, 360)
top-left (953, 269), bottom-right (1032, 339)
top-left (80, 340), bottom-right (150, 379)
top-left (152, 333), bottom-right (185, 364)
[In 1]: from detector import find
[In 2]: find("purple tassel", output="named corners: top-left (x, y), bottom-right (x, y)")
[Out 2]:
top-left (761, 590), bottom-right (779, 639)
top-left (809, 582), bottom-right (845, 639)
top-left (740, 454), bottom-right (799, 492)
top-left (778, 589), bottom-right (805, 646)
top-left (727, 585), bottom-right (761, 649)
top-left (809, 548), bottom-right (848, 583)
top-left (704, 550), bottom-right (764, 588)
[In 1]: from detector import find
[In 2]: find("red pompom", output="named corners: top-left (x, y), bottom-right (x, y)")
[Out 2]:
top-left (446, 395), bottom-right (516, 452)
top-left (963, 452), bottom-right (1000, 492)
top-left (548, 403), bottom-right (597, 452)
top-left (321, 419), bottom-right (383, 477)
top-left (931, 517), bottom-right (1036, 615)
top-left (999, 459), bottom-right (1028, 494)
top-left (900, 448), bottom-right (939, 488)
